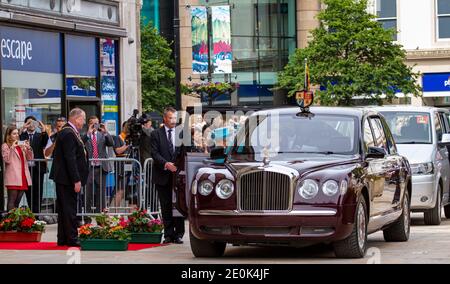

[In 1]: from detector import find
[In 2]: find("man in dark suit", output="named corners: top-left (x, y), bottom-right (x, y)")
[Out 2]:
top-left (82, 116), bottom-right (114, 213)
top-left (20, 116), bottom-right (49, 213)
top-left (150, 107), bottom-right (184, 244)
top-left (50, 108), bottom-right (89, 247)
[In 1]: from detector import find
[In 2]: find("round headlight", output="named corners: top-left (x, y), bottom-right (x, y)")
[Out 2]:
top-left (322, 180), bottom-right (339, 196)
top-left (215, 179), bottom-right (235, 199)
top-left (199, 180), bottom-right (214, 196)
top-left (298, 179), bottom-right (319, 199)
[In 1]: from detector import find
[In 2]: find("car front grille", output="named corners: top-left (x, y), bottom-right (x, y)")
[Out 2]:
top-left (238, 171), bottom-right (292, 211)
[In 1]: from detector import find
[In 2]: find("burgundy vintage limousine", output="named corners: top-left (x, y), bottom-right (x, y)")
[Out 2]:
top-left (175, 107), bottom-right (412, 258)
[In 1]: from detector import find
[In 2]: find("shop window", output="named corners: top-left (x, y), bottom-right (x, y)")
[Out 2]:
top-left (0, 26), bottom-right (63, 132)
top-left (65, 35), bottom-right (98, 98)
top-left (438, 0), bottom-right (450, 39)
top-left (376, 0), bottom-right (397, 40)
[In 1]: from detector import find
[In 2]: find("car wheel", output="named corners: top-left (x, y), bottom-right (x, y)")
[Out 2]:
top-left (333, 196), bottom-right (367, 258)
top-left (383, 190), bottom-right (410, 242)
top-left (423, 185), bottom-right (442, 226)
top-left (189, 229), bottom-right (226, 257)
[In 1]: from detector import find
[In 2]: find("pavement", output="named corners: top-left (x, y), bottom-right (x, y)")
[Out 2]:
top-left (0, 213), bottom-right (449, 264)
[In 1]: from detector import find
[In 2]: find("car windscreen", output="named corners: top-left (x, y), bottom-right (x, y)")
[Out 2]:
top-left (380, 111), bottom-right (432, 144)
top-left (231, 113), bottom-right (358, 160)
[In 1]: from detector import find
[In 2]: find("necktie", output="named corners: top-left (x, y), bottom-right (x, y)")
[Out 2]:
top-left (168, 129), bottom-right (174, 157)
top-left (29, 133), bottom-right (34, 144)
top-left (92, 132), bottom-right (99, 161)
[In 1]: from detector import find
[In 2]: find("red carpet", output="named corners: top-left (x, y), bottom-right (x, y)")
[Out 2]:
top-left (0, 242), bottom-right (168, 251)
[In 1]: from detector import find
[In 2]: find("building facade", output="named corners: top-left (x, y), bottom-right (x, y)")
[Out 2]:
top-left (0, 0), bottom-right (141, 136)
top-left (377, 0), bottom-right (450, 107)
top-left (0, 0), bottom-right (141, 209)
top-left (178, 0), bottom-right (313, 107)
top-left (176, 0), bottom-right (450, 108)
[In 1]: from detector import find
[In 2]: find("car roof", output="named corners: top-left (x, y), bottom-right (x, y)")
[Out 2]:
top-left (250, 106), bottom-right (377, 119)
top-left (369, 105), bottom-right (449, 113)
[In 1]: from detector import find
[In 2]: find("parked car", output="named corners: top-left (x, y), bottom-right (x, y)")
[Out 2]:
top-left (375, 106), bottom-right (450, 225)
top-left (175, 107), bottom-right (412, 258)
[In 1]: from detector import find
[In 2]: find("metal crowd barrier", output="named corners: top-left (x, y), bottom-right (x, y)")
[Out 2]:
top-left (3, 158), bottom-right (160, 219)
top-left (142, 158), bottom-right (160, 218)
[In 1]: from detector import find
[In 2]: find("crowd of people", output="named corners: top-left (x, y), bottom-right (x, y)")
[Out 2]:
top-left (0, 107), bottom-right (190, 246)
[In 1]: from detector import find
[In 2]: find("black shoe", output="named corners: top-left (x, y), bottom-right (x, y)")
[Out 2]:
top-left (163, 237), bottom-right (172, 244)
top-left (172, 238), bottom-right (184, 244)
top-left (67, 241), bottom-right (81, 247)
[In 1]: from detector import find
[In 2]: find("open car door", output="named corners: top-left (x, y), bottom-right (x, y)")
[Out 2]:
top-left (173, 106), bottom-right (264, 217)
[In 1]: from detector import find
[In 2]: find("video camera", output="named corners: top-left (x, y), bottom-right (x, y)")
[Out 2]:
top-left (126, 109), bottom-right (151, 147)
top-left (126, 109), bottom-right (143, 147)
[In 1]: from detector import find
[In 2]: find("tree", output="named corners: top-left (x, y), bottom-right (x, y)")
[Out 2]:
top-left (278, 0), bottom-right (421, 106)
top-left (141, 22), bottom-right (176, 113)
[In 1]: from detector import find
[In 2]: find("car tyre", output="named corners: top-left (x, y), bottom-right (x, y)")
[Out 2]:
top-left (383, 190), bottom-right (410, 242)
top-left (424, 185), bottom-right (442, 226)
top-left (190, 229), bottom-right (226, 257)
top-left (333, 196), bottom-right (367, 258)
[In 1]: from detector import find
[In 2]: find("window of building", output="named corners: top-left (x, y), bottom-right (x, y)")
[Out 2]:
top-left (1, 26), bottom-right (63, 133)
top-left (199, 0), bottom-right (297, 106)
top-left (376, 0), bottom-right (397, 40)
top-left (437, 0), bottom-right (450, 39)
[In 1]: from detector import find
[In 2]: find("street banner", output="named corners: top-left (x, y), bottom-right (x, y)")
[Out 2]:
top-left (191, 6), bottom-right (208, 74)
top-left (211, 6), bottom-right (232, 74)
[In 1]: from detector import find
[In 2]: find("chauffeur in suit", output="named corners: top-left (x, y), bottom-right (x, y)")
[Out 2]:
top-left (82, 116), bottom-right (114, 213)
top-left (150, 107), bottom-right (184, 244)
top-left (50, 108), bottom-right (89, 247)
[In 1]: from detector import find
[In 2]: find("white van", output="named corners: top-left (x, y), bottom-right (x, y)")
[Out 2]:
top-left (375, 106), bottom-right (450, 225)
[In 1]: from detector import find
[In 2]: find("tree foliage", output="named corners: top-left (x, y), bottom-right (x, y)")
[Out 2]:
top-left (141, 22), bottom-right (176, 113)
top-left (278, 0), bottom-right (421, 106)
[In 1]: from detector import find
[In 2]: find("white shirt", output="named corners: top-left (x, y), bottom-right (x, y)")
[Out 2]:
top-left (44, 138), bottom-right (53, 151)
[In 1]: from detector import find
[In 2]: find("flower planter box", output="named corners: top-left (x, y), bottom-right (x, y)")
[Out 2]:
top-left (0, 231), bottom-right (42, 242)
top-left (80, 239), bottom-right (129, 251)
top-left (130, 232), bottom-right (163, 244)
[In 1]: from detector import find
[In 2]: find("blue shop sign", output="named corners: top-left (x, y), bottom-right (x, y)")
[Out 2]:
top-left (0, 26), bottom-right (62, 74)
top-left (423, 73), bottom-right (450, 92)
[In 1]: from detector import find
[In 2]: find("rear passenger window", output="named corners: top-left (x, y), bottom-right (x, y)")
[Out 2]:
top-left (370, 117), bottom-right (388, 152)
top-left (363, 119), bottom-right (375, 152)
top-left (439, 112), bottom-right (449, 134)
top-left (381, 118), bottom-right (397, 154)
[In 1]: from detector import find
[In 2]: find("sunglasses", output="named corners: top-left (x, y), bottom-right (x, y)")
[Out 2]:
top-left (56, 117), bottom-right (66, 122)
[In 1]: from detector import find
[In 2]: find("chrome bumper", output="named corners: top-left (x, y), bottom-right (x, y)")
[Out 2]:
top-left (197, 209), bottom-right (337, 216)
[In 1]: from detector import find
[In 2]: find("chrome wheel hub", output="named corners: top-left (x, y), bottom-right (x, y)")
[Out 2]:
top-left (357, 204), bottom-right (366, 250)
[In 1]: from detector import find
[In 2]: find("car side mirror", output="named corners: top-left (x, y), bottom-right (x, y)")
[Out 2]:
top-left (441, 133), bottom-right (450, 143)
top-left (366, 146), bottom-right (387, 159)
top-left (210, 147), bottom-right (227, 160)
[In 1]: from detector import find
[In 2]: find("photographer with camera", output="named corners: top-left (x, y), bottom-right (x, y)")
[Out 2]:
top-left (20, 115), bottom-right (49, 213)
top-left (82, 116), bottom-right (114, 214)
